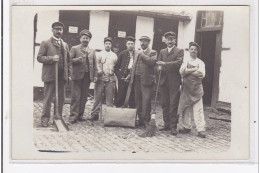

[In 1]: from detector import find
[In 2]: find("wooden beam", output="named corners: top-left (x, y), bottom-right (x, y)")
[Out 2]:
top-left (196, 26), bottom-right (222, 32)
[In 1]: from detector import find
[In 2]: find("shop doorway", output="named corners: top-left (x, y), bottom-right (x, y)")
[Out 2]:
top-left (196, 31), bottom-right (218, 106)
top-left (59, 10), bottom-right (90, 103)
top-left (108, 12), bottom-right (137, 53)
top-left (152, 18), bottom-right (179, 54)
top-left (59, 10), bottom-right (90, 49)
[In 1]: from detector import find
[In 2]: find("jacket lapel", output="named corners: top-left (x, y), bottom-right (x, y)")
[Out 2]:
top-left (144, 48), bottom-right (151, 55)
top-left (167, 46), bottom-right (176, 56)
top-left (51, 37), bottom-right (60, 47)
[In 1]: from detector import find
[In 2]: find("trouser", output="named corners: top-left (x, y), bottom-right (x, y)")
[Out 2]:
top-left (179, 98), bottom-right (206, 132)
top-left (42, 69), bottom-right (65, 121)
top-left (134, 75), bottom-right (153, 125)
top-left (69, 72), bottom-right (91, 121)
top-left (91, 80), bottom-right (115, 116)
top-left (114, 79), bottom-right (135, 108)
top-left (160, 83), bottom-right (180, 129)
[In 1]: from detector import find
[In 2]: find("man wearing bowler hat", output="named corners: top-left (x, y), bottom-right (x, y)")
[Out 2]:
top-left (156, 31), bottom-right (184, 135)
top-left (114, 36), bottom-right (137, 108)
top-left (90, 37), bottom-right (118, 120)
top-left (129, 36), bottom-right (157, 127)
top-left (37, 22), bottom-right (70, 127)
top-left (68, 29), bottom-right (98, 124)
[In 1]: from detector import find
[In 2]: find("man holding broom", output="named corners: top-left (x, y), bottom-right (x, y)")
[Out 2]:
top-left (156, 31), bottom-right (184, 135)
top-left (37, 22), bottom-right (70, 127)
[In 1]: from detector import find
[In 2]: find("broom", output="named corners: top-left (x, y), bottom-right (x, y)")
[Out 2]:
top-left (53, 61), bottom-right (69, 132)
top-left (139, 68), bottom-right (162, 137)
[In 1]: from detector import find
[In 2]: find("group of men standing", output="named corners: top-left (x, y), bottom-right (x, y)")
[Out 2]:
top-left (37, 21), bottom-right (206, 138)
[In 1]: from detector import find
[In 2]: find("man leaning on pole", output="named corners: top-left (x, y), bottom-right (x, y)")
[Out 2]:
top-left (37, 22), bottom-right (70, 127)
top-left (156, 31), bottom-right (184, 135)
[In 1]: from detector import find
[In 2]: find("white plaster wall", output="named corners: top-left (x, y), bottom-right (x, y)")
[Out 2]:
top-left (219, 8), bottom-right (249, 103)
top-left (88, 11), bottom-right (109, 50)
top-left (34, 10), bottom-right (59, 87)
top-left (178, 10), bottom-right (197, 59)
top-left (177, 9), bottom-right (197, 49)
top-left (135, 16), bottom-right (154, 50)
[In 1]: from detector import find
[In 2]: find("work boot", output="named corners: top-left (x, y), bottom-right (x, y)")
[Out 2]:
top-left (41, 118), bottom-right (49, 127)
top-left (159, 125), bottom-right (170, 131)
top-left (179, 127), bottom-right (191, 134)
top-left (88, 115), bottom-right (99, 121)
top-left (171, 128), bottom-right (178, 136)
top-left (68, 118), bottom-right (77, 124)
top-left (77, 116), bottom-right (85, 122)
top-left (198, 131), bottom-right (207, 138)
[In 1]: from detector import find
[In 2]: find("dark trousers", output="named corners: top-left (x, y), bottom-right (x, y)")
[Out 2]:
top-left (70, 72), bottom-right (91, 120)
top-left (160, 81), bottom-right (180, 129)
top-left (115, 79), bottom-right (135, 108)
top-left (134, 75), bottom-right (153, 125)
top-left (42, 70), bottom-right (65, 120)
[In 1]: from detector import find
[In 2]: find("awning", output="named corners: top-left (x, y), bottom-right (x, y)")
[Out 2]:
top-left (107, 10), bottom-right (192, 21)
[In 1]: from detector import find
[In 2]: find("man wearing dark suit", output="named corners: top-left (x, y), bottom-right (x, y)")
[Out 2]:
top-left (114, 36), bottom-right (136, 108)
top-left (37, 22), bottom-right (70, 127)
top-left (156, 31), bottom-right (184, 135)
top-left (130, 36), bottom-right (157, 127)
top-left (68, 30), bottom-right (98, 124)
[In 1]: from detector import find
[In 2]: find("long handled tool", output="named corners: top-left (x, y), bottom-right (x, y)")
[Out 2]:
top-left (53, 61), bottom-right (69, 132)
top-left (140, 68), bottom-right (162, 137)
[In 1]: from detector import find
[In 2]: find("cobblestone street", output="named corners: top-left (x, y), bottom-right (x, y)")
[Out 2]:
top-left (33, 100), bottom-right (231, 153)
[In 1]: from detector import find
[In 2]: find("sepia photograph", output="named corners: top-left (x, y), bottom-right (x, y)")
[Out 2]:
top-left (11, 5), bottom-right (251, 161)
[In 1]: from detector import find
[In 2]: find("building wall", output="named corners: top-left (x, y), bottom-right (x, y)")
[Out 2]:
top-left (32, 9), bottom-right (243, 106)
top-left (177, 10), bottom-right (197, 60)
top-left (219, 8), bottom-right (249, 103)
top-left (34, 10), bottom-right (59, 87)
top-left (88, 11), bottom-right (110, 50)
top-left (135, 16), bottom-right (154, 50)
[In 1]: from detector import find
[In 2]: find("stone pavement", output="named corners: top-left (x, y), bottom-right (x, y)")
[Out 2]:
top-left (33, 100), bottom-right (231, 153)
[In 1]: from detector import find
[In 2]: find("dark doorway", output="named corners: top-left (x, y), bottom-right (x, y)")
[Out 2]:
top-left (152, 18), bottom-right (179, 54)
top-left (59, 10), bottom-right (90, 49)
top-left (108, 12), bottom-right (137, 53)
top-left (59, 10), bottom-right (90, 103)
top-left (196, 31), bottom-right (217, 106)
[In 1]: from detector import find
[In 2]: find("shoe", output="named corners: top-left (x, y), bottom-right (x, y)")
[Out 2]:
top-left (41, 119), bottom-right (49, 127)
top-left (159, 125), bottom-right (170, 131)
top-left (179, 128), bottom-right (191, 134)
top-left (68, 118), bottom-right (77, 124)
top-left (171, 128), bottom-right (178, 135)
top-left (136, 122), bottom-right (145, 128)
top-left (198, 131), bottom-right (206, 138)
top-left (77, 116), bottom-right (85, 122)
top-left (88, 115), bottom-right (99, 121)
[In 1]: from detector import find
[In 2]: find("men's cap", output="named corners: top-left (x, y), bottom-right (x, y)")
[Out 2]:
top-left (189, 42), bottom-right (201, 50)
top-left (52, 22), bottom-right (65, 29)
top-left (139, 36), bottom-right (151, 41)
top-left (79, 29), bottom-right (92, 38)
top-left (104, 37), bottom-right (113, 43)
top-left (126, 36), bottom-right (136, 43)
top-left (164, 31), bottom-right (176, 38)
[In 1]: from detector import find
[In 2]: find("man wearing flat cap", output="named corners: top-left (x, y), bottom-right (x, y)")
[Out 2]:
top-left (37, 22), bottom-right (70, 127)
top-left (68, 29), bottom-right (98, 124)
top-left (114, 36), bottom-right (137, 108)
top-left (90, 37), bottom-right (118, 120)
top-left (156, 31), bottom-right (184, 135)
top-left (129, 36), bottom-right (157, 127)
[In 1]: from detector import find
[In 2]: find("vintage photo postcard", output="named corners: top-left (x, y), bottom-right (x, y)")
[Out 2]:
top-left (10, 5), bottom-right (253, 162)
